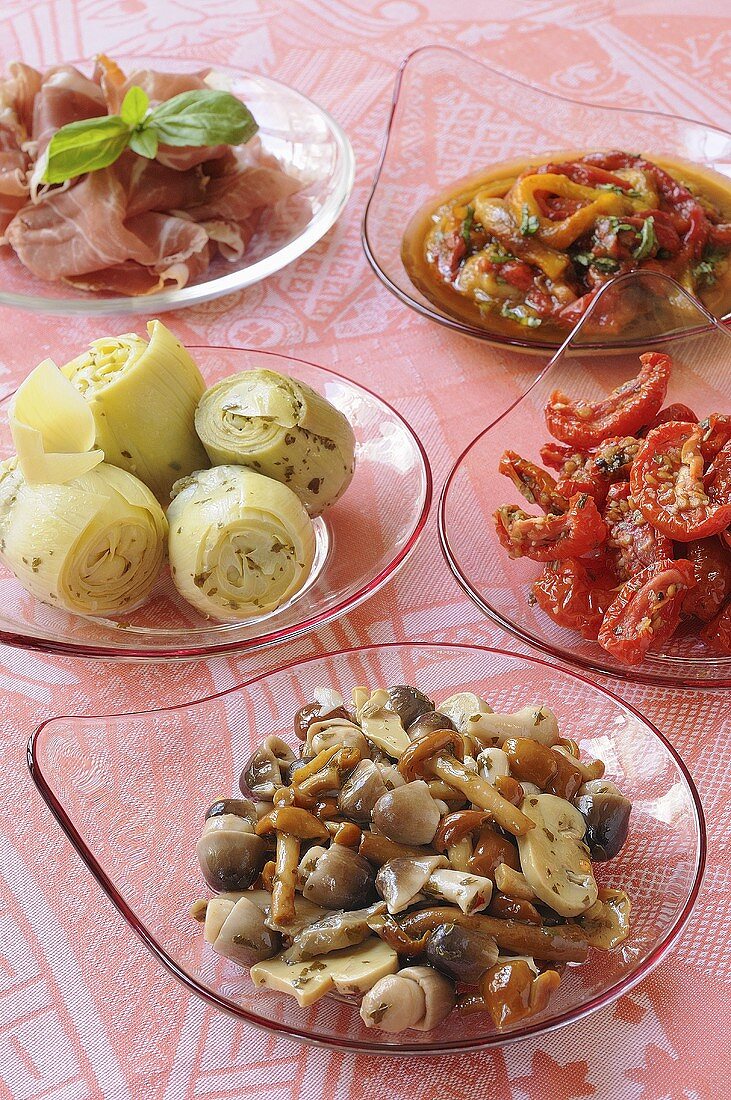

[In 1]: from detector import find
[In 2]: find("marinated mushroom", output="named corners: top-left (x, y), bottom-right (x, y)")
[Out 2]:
top-left (353, 688), bottom-right (411, 758)
top-left (425, 923), bottom-right (499, 984)
top-left (376, 856), bottom-right (493, 916)
top-left (286, 901), bottom-right (387, 960)
top-left (575, 780), bottom-right (632, 861)
top-left (358, 830), bottom-right (432, 867)
top-left (577, 888), bottom-right (631, 948)
top-left (338, 760), bottom-right (389, 822)
top-left (302, 844), bottom-right (377, 910)
top-left (476, 747), bottom-right (510, 785)
top-left (517, 793), bottom-right (598, 918)
top-left (371, 780), bottom-right (442, 846)
top-left (196, 802), bottom-right (268, 892)
top-left (210, 895), bottom-right (280, 966)
top-left (251, 937), bottom-right (399, 1007)
top-left (360, 965), bottom-right (454, 1032)
top-left (384, 685), bottom-right (435, 728)
top-left (433, 809), bottom-right (492, 871)
top-left (399, 730), bottom-right (535, 836)
top-left (256, 805), bottom-right (330, 926)
top-left (396, 906), bottom-right (589, 963)
top-left (240, 735), bottom-right (296, 800)
top-left (294, 695), bottom-right (350, 741)
top-left (464, 958), bottom-right (561, 1029)
top-left (407, 710), bottom-right (456, 742)
top-left (437, 692), bottom-right (496, 747)
top-left (305, 715), bottom-right (370, 758)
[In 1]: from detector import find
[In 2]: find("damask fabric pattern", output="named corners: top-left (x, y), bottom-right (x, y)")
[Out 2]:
top-left (0, 2), bottom-right (728, 1098)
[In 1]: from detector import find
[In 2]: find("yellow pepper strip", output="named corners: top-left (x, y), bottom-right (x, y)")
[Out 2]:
top-left (508, 173), bottom-right (639, 249)
top-left (473, 194), bottom-right (570, 280)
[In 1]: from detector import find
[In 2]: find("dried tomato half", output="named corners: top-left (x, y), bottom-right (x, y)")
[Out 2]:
top-left (532, 557), bottom-right (617, 639)
top-left (700, 598), bottom-right (731, 654)
top-left (699, 414), bottom-right (731, 464)
top-left (644, 403), bottom-right (697, 433)
top-left (704, 442), bottom-right (731, 504)
top-left (630, 422), bottom-right (731, 540)
top-left (544, 352), bottom-right (671, 448)
top-left (556, 436), bottom-right (640, 505)
top-left (682, 538), bottom-right (731, 622)
top-left (498, 450), bottom-right (568, 514)
top-left (493, 492), bottom-right (606, 562)
top-left (603, 482), bottom-right (673, 582)
top-left (598, 558), bottom-right (696, 664)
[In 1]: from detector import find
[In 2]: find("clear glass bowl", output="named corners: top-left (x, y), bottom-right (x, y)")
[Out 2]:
top-left (0, 56), bottom-right (354, 315)
top-left (0, 349), bottom-right (430, 660)
top-left (27, 642), bottom-right (705, 1054)
top-left (440, 270), bottom-right (731, 688)
top-left (362, 45), bottom-right (731, 352)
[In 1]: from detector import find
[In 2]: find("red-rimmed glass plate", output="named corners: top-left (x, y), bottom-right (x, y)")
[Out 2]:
top-left (28, 642), bottom-right (704, 1053)
top-left (440, 271), bottom-right (731, 688)
top-left (362, 45), bottom-right (731, 352)
top-left (0, 349), bottom-right (430, 660)
top-left (0, 56), bottom-right (354, 315)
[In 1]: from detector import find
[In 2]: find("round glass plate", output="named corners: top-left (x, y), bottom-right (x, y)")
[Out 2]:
top-left (440, 270), bottom-right (731, 688)
top-left (0, 349), bottom-right (431, 660)
top-left (0, 55), bottom-right (354, 315)
top-left (362, 45), bottom-right (731, 352)
top-left (27, 642), bottom-right (705, 1054)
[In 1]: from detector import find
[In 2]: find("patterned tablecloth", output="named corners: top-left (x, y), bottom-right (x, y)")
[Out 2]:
top-left (0, 2), bottom-right (729, 1097)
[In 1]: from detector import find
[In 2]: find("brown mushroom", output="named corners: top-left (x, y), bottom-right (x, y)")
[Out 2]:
top-left (371, 780), bottom-right (442, 846)
top-left (255, 805), bottom-right (329, 926)
top-left (301, 844), bottom-right (377, 910)
top-left (385, 685), bottom-right (434, 728)
top-left (432, 810), bottom-right (492, 871)
top-left (460, 958), bottom-right (560, 1028)
top-left (397, 907), bottom-right (589, 963)
top-left (407, 710), bottom-right (456, 742)
top-left (294, 700), bottom-right (350, 741)
top-left (240, 735), bottom-right (296, 801)
top-left (575, 780), bottom-right (632, 861)
top-left (285, 901), bottom-right (387, 960)
top-left (398, 730), bottom-right (535, 836)
top-left (338, 760), bottom-right (389, 823)
top-left (376, 856), bottom-right (493, 916)
top-left (425, 922), bottom-right (499, 984)
top-left (196, 801), bottom-right (268, 892)
top-left (358, 831), bottom-right (432, 867)
top-left (291, 744), bottom-right (361, 800)
top-left (469, 823), bottom-right (521, 880)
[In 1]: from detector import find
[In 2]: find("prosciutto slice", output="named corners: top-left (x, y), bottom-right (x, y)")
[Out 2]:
top-left (0, 56), bottom-right (302, 295)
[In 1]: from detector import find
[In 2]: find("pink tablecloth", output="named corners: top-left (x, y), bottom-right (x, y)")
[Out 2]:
top-left (0, 3), bottom-right (728, 1098)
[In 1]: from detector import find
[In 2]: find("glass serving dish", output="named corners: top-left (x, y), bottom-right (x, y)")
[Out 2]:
top-left (440, 270), bottom-right (731, 688)
top-left (362, 45), bottom-right (731, 352)
top-left (0, 55), bottom-right (354, 315)
top-left (28, 642), bottom-right (705, 1054)
top-left (0, 348), bottom-right (430, 660)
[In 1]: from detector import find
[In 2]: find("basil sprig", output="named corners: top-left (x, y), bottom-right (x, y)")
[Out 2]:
top-left (43, 86), bottom-right (258, 184)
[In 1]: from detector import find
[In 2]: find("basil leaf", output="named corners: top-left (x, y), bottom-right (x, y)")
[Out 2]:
top-left (593, 257), bottom-right (620, 273)
top-left (148, 89), bottom-right (258, 147)
top-left (633, 216), bottom-right (657, 261)
top-left (121, 86), bottom-right (149, 128)
top-left (519, 203), bottom-right (539, 236)
top-left (129, 127), bottom-right (158, 159)
top-left (43, 115), bottom-right (131, 184)
top-left (500, 300), bottom-right (541, 327)
top-left (596, 182), bottom-right (641, 199)
top-left (461, 205), bottom-right (474, 247)
top-left (573, 251), bottom-right (594, 267)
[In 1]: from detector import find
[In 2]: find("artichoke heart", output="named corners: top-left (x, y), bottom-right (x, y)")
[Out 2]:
top-left (0, 459), bottom-right (167, 616)
top-left (168, 465), bottom-right (316, 622)
top-left (195, 369), bottom-right (356, 516)
top-left (61, 320), bottom-right (210, 500)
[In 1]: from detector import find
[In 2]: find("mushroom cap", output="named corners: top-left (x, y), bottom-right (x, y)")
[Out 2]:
top-left (360, 972), bottom-right (427, 1032)
top-left (306, 717), bottom-right (370, 758)
top-left (406, 710), bottom-right (456, 742)
top-left (517, 793), bottom-right (598, 918)
top-left (397, 965), bottom-right (456, 1031)
top-left (287, 901), bottom-right (387, 960)
top-left (426, 923), bottom-right (499, 984)
top-left (375, 855), bottom-right (446, 914)
top-left (240, 735), bottom-right (296, 800)
top-left (294, 701), bottom-right (350, 741)
top-left (205, 797), bottom-right (257, 822)
top-left (302, 845), bottom-right (377, 910)
top-left (385, 685), bottom-right (434, 728)
top-left (338, 760), bottom-right (389, 823)
top-left (371, 780), bottom-right (441, 846)
top-left (212, 896), bottom-right (280, 966)
top-left (398, 729), bottom-right (466, 782)
top-left (575, 782), bottom-right (631, 861)
top-left (255, 805), bottom-right (330, 841)
top-left (433, 809), bottom-right (492, 851)
top-left (196, 826), bottom-right (268, 892)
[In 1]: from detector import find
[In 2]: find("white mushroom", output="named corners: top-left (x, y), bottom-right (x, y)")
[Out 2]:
top-left (437, 692), bottom-right (496, 745)
top-left (360, 965), bottom-right (455, 1032)
top-left (251, 937), bottom-right (398, 1007)
top-left (472, 705), bottom-right (560, 748)
top-left (337, 760), bottom-right (388, 823)
top-left (285, 901), bottom-right (387, 960)
top-left (375, 856), bottom-right (492, 915)
top-left (371, 780), bottom-right (442, 846)
top-left (423, 868), bottom-right (493, 915)
top-left (476, 747), bottom-right (510, 785)
top-left (211, 896), bottom-right (280, 965)
top-left (305, 716), bottom-right (370, 758)
top-left (494, 863), bottom-right (536, 901)
top-left (517, 793), bottom-right (598, 917)
top-left (353, 688), bottom-right (410, 758)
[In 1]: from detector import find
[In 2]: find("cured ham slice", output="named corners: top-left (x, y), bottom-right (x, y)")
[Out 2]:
top-left (0, 56), bottom-right (302, 295)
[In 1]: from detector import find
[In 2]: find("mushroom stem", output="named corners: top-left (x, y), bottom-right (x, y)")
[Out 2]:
top-left (358, 831), bottom-right (431, 866)
top-left (398, 907), bottom-right (589, 963)
top-left (429, 755), bottom-right (535, 836)
top-left (447, 837), bottom-right (473, 870)
top-left (272, 833), bottom-right (300, 925)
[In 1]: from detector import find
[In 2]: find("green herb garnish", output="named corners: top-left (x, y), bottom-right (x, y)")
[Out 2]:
top-left (632, 216), bottom-right (657, 261)
top-left (606, 217), bottom-right (634, 234)
top-left (692, 249), bottom-right (726, 287)
top-left (519, 203), bottom-right (539, 236)
top-left (500, 301), bottom-right (541, 327)
top-left (461, 205), bottom-right (475, 247)
top-left (593, 257), bottom-right (620, 273)
top-left (596, 182), bottom-right (641, 198)
top-left (573, 251), bottom-right (594, 267)
top-left (488, 241), bottom-right (515, 264)
top-left (43, 86), bottom-right (258, 184)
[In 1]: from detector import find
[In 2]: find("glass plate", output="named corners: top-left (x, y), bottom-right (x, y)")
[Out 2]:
top-left (0, 55), bottom-right (354, 315)
top-left (28, 642), bottom-right (705, 1054)
top-left (440, 270), bottom-right (731, 688)
top-left (0, 348), bottom-right (430, 660)
top-left (362, 45), bottom-right (731, 352)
